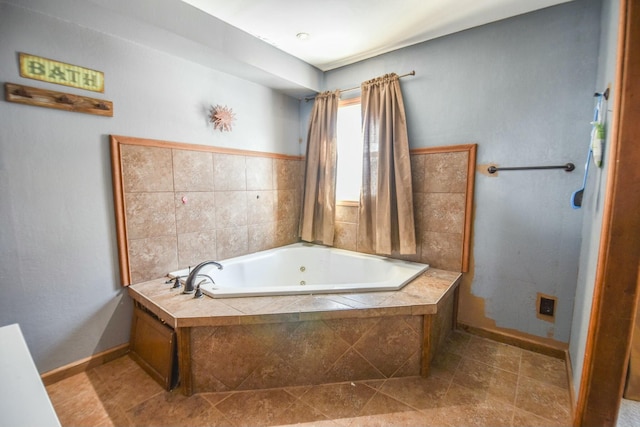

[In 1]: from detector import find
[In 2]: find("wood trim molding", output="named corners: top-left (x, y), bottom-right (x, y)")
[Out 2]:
top-left (110, 136), bottom-right (130, 286)
top-left (177, 327), bottom-right (192, 396)
top-left (410, 143), bottom-right (477, 155)
top-left (457, 323), bottom-right (567, 359)
top-left (40, 343), bottom-right (129, 386)
top-left (565, 349), bottom-right (576, 417)
top-left (110, 135), bottom-right (303, 161)
top-left (573, 0), bottom-right (640, 424)
top-left (462, 144), bottom-right (477, 272)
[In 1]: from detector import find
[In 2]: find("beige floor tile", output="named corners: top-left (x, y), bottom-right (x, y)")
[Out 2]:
top-left (520, 350), bottom-right (569, 389)
top-left (452, 358), bottom-right (518, 404)
top-left (378, 376), bottom-right (450, 410)
top-left (442, 330), bottom-right (471, 356)
top-left (512, 407), bottom-right (568, 426)
top-left (126, 391), bottom-right (229, 427)
top-left (214, 388), bottom-right (298, 426)
top-left (47, 332), bottom-right (579, 427)
top-left (53, 391), bottom-right (115, 427)
top-left (514, 375), bottom-right (572, 425)
top-left (277, 399), bottom-right (332, 425)
top-left (430, 349), bottom-right (462, 380)
top-left (299, 382), bottom-right (377, 419)
top-left (101, 363), bottom-right (165, 411)
top-left (344, 409), bottom-right (437, 427)
top-left (91, 355), bottom-right (139, 383)
top-left (436, 383), bottom-right (515, 427)
top-left (46, 372), bottom-right (100, 406)
top-left (357, 391), bottom-right (415, 417)
top-left (464, 335), bottom-right (522, 373)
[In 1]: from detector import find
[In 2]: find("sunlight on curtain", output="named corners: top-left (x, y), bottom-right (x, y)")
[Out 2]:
top-left (359, 73), bottom-right (416, 255)
top-left (299, 90), bottom-right (340, 245)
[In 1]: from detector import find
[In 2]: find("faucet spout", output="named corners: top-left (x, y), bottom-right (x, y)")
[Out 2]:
top-left (183, 260), bottom-right (223, 294)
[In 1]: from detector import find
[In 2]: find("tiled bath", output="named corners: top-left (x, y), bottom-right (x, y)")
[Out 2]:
top-left (112, 136), bottom-right (475, 284)
top-left (128, 268), bottom-right (460, 395)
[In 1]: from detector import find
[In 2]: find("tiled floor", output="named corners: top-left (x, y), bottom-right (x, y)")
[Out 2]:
top-left (46, 330), bottom-right (572, 426)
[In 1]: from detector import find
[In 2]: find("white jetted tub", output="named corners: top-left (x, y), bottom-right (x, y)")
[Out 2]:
top-left (169, 243), bottom-right (429, 298)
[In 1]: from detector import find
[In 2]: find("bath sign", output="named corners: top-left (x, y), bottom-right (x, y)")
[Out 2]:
top-left (19, 53), bottom-right (104, 93)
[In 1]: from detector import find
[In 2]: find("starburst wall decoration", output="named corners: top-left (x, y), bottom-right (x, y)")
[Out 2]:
top-left (209, 104), bottom-right (236, 132)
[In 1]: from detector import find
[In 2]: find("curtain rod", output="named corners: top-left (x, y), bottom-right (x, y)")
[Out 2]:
top-left (303, 70), bottom-right (416, 102)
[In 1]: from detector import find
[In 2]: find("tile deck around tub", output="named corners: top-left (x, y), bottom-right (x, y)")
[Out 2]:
top-left (127, 268), bottom-right (462, 328)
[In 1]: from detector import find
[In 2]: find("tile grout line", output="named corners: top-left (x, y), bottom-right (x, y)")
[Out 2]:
top-left (511, 351), bottom-right (523, 426)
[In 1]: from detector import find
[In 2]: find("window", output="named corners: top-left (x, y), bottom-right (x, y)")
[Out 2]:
top-left (336, 97), bottom-right (362, 202)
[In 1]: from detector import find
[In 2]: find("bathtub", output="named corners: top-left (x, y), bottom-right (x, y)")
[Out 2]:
top-left (169, 243), bottom-right (429, 298)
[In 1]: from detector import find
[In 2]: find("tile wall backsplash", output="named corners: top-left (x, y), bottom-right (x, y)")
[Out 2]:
top-left (119, 140), bottom-right (471, 283)
top-left (120, 143), bottom-right (303, 283)
top-left (335, 150), bottom-right (470, 271)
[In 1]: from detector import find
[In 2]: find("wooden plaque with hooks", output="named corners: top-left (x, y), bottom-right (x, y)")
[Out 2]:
top-left (4, 82), bottom-right (113, 117)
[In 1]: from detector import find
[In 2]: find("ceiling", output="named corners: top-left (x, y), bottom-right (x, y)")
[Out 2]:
top-left (180, 0), bottom-right (573, 71)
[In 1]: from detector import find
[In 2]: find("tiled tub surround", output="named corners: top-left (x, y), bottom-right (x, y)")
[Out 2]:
top-left (111, 136), bottom-right (476, 284)
top-left (111, 135), bottom-right (305, 285)
top-left (334, 144), bottom-right (475, 272)
top-left (128, 268), bottom-right (461, 395)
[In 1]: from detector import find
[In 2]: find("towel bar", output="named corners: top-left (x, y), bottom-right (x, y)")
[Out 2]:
top-left (487, 163), bottom-right (575, 174)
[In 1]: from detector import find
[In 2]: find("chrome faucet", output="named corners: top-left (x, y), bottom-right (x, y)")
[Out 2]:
top-left (183, 260), bottom-right (223, 294)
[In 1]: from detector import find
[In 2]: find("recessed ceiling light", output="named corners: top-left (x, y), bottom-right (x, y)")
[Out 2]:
top-left (296, 32), bottom-right (310, 40)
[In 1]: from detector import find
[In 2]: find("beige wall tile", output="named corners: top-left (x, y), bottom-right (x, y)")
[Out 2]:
top-left (248, 223), bottom-right (276, 253)
top-left (420, 231), bottom-right (463, 271)
top-left (128, 235), bottom-right (178, 283)
top-left (273, 158), bottom-right (303, 190)
top-left (410, 154), bottom-right (425, 193)
top-left (336, 204), bottom-right (358, 223)
top-left (334, 222), bottom-right (357, 251)
top-left (121, 145), bottom-right (173, 192)
top-left (172, 149), bottom-right (214, 191)
top-left (216, 226), bottom-right (249, 259)
top-left (247, 191), bottom-right (276, 225)
top-left (215, 191), bottom-right (248, 228)
top-left (174, 192), bottom-right (216, 234)
top-left (423, 151), bottom-right (468, 193)
top-left (125, 192), bottom-right (176, 239)
top-left (275, 219), bottom-right (300, 247)
top-left (421, 193), bottom-right (466, 233)
top-left (120, 141), bottom-right (473, 283)
top-left (276, 189), bottom-right (301, 223)
top-left (412, 192), bottom-right (425, 237)
top-left (214, 153), bottom-right (246, 191)
top-left (177, 231), bottom-right (217, 269)
top-left (246, 157), bottom-right (273, 191)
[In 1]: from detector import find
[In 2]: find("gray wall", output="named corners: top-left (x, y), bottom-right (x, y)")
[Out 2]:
top-left (322, 0), bottom-right (601, 344)
top-left (569, 0), bottom-right (619, 402)
top-left (0, 1), bottom-right (300, 372)
top-left (1, 0), bottom-right (608, 374)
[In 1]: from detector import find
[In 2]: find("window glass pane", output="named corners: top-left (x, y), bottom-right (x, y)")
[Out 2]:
top-left (336, 103), bottom-right (362, 202)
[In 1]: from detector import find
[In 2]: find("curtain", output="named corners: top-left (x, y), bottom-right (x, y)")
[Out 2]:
top-left (359, 73), bottom-right (416, 255)
top-left (299, 90), bottom-right (340, 245)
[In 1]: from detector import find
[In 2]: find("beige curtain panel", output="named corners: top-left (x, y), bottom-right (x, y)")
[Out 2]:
top-left (299, 90), bottom-right (340, 245)
top-left (359, 73), bottom-right (417, 255)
